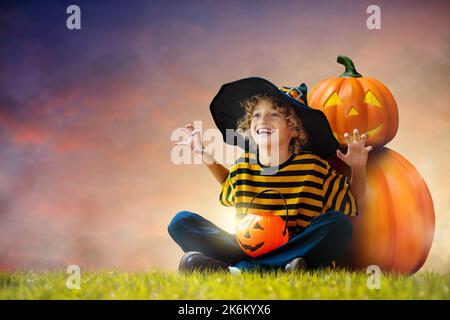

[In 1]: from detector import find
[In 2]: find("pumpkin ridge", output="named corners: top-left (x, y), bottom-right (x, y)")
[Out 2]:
top-left (358, 78), bottom-right (385, 142)
top-left (354, 78), bottom-right (371, 135)
top-left (360, 77), bottom-right (395, 144)
top-left (338, 78), bottom-right (365, 135)
top-left (414, 183), bottom-right (435, 274)
top-left (388, 149), bottom-right (434, 273)
top-left (364, 77), bottom-right (399, 143)
top-left (370, 152), bottom-right (397, 269)
top-left (309, 77), bottom-right (340, 104)
top-left (380, 148), bottom-right (399, 265)
top-left (384, 149), bottom-right (417, 272)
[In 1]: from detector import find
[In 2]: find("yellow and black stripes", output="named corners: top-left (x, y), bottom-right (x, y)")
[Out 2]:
top-left (220, 174), bottom-right (235, 207)
top-left (219, 151), bottom-right (358, 237)
top-left (322, 168), bottom-right (358, 216)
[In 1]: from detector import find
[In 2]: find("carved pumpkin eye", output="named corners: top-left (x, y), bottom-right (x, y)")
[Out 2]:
top-left (363, 90), bottom-right (381, 107)
top-left (324, 91), bottom-right (342, 107)
top-left (253, 222), bottom-right (264, 230)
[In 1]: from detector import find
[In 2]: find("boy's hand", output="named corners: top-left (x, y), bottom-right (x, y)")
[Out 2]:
top-left (336, 129), bottom-right (373, 170)
top-left (173, 124), bottom-right (214, 163)
top-left (173, 124), bottom-right (203, 154)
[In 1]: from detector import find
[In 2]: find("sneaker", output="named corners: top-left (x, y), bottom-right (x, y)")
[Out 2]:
top-left (228, 266), bottom-right (242, 275)
top-left (178, 251), bottom-right (230, 273)
top-left (285, 257), bottom-right (307, 272)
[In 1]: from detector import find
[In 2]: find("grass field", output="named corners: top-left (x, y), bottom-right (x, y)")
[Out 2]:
top-left (0, 269), bottom-right (449, 299)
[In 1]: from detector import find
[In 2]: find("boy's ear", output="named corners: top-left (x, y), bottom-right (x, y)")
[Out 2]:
top-left (289, 127), bottom-right (299, 138)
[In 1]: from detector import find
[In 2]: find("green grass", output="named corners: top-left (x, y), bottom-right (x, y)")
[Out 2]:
top-left (0, 269), bottom-right (449, 300)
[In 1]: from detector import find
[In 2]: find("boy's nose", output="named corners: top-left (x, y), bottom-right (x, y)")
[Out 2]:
top-left (259, 114), bottom-right (271, 123)
top-left (257, 120), bottom-right (271, 127)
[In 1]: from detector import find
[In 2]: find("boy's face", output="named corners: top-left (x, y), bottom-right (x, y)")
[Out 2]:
top-left (250, 99), bottom-right (294, 151)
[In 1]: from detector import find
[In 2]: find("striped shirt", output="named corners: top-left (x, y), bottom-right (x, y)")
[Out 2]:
top-left (219, 151), bottom-right (358, 238)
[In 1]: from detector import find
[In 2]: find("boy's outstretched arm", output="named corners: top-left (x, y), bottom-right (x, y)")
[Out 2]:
top-left (203, 153), bottom-right (229, 184)
top-left (336, 129), bottom-right (373, 210)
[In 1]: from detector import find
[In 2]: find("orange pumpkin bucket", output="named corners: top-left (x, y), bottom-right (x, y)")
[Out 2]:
top-left (236, 189), bottom-right (289, 257)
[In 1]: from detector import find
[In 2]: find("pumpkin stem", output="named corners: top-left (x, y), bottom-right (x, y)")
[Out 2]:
top-left (337, 55), bottom-right (362, 78)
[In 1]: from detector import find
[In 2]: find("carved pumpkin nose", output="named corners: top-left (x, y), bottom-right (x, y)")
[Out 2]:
top-left (244, 230), bottom-right (251, 238)
top-left (347, 106), bottom-right (359, 116)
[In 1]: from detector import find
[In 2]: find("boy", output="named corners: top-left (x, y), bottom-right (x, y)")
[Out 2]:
top-left (169, 77), bottom-right (372, 273)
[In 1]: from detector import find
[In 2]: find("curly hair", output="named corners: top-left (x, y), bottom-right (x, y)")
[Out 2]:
top-left (236, 93), bottom-right (308, 154)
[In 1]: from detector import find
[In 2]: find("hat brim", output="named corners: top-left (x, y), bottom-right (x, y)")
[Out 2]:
top-left (210, 77), bottom-right (339, 159)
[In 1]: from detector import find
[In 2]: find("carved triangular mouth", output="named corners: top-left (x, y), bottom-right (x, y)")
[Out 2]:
top-left (239, 239), bottom-right (264, 252)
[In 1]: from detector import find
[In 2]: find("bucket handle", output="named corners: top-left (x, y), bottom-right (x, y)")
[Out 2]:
top-left (245, 189), bottom-right (289, 236)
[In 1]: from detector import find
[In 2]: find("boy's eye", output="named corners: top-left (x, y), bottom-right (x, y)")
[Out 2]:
top-left (271, 113), bottom-right (279, 117)
top-left (253, 113), bottom-right (261, 118)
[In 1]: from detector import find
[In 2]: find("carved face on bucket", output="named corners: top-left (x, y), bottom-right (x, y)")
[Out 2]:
top-left (238, 219), bottom-right (265, 253)
top-left (236, 212), bottom-right (289, 258)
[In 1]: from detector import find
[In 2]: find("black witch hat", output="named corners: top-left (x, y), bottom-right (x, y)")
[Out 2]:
top-left (210, 77), bottom-right (338, 159)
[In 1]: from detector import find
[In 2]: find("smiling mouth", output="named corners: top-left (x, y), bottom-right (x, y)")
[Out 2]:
top-left (256, 128), bottom-right (274, 135)
top-left (333, 124), bottom-right (384, 142)
top-left (238, 239), bottom-right (265, 252)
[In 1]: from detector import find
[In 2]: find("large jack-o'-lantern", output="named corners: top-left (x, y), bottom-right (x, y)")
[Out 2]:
top-left (308, 55), bottom-right (399, 149)
top-left (236, 190), bottom-right (289, 257)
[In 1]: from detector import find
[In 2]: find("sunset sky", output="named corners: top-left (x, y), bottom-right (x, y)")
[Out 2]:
top-left (0, 0), bottom-right (449, 272)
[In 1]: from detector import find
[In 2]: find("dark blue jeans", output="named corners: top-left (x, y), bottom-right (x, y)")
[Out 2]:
top-left (168, 210), bottom-right (352, 271)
